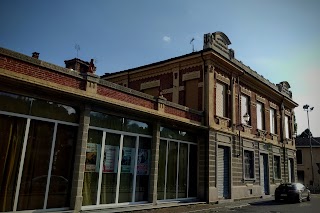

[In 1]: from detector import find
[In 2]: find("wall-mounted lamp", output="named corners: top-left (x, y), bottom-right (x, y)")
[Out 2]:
top-left (243, 112), bottom-right (250, 124)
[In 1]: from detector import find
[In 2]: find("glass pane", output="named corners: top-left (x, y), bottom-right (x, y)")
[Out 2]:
top-left (188, 145), bottom-right (197, 197)
top-left (82, 130), bottom-right (103, 206)
top-left (135, 137), bottom-right (151, 202)
top-left (46, 125), bottom-right (77, 208)
top-left (0, 91), bottom-right (31, 115)
top-left (90, 112), bottom-right (123, 130)
top-left (118, 136), bottom-right (136, 203)
top-left (18, 120), bottom-right (54, 210)
top-left (157, 140), bottom-right (167, 200)
top-left (178, 143), bottom-right (188, 198)
top-left (31, 100), bottom-right (78, 123)
top-left (160, 126), bottom-right (195, 142)
top-left (166, 141), bottom-right (178, 199)
top-left (0, 115), bottom-right (26, 212)
top-left (100, 133), bottom-right (121, 204)
top-left (124, 119), bottom-right (151, 135)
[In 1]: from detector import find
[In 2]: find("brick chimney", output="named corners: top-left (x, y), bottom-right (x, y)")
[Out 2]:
top-left (64, 58), bottom-right (90, 73)
top-left (32, 52), bottom-right (39, 59)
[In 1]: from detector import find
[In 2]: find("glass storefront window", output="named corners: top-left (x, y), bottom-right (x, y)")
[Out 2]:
top-left (46, 124), bottom-right (77, 208)
top-left (82, 130), bottom-right (103, 206)
top-left (0, 115), bottom-right (27, 212)
top-left (135, 137), bottom-right (151, 202)
top-left (0, 92), bottom-right (32, 115)
top-left (188, 145), bottom-right (197, 197)
top-left (166, 141), bottom-right (178, 199)
top-left (0, 91), bottom-right (79, 123)
top-left (178, 143), bottom-right (188, 198)
top-left (160, 126), bottom-right (195, 142)
top-left (100, 133), bottom-right (121, 204)
top-left (90, 111), bottom-right (151, 135)
top-left (17, 120), bottom-right (54, 210)
top-left (157, 140), bottom-right (167, 200)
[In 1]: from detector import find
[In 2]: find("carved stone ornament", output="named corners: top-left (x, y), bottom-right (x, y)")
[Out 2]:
top-left (216, 72), bottom-right (230, 85)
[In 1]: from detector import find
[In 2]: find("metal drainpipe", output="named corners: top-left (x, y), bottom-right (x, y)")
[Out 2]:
top-left (281, 97), bottom-right (286, 182)
top-left (237, 73), bottom-right (245, 158)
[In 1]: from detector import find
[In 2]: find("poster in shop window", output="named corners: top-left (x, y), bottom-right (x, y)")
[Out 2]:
top-left (121, 147), bottom-right (134, 173)
top-left (137, 149), bottom-right (150, 175)
top-left (103, 145), bottom-right (119, 173)
top-left (85, 143), bottom-right (101, 172)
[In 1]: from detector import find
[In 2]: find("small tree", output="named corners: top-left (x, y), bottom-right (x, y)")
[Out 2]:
top-left (297, 128), bottom-right (312, 138)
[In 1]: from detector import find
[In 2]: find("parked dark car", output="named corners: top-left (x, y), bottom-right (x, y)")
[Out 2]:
top-left (275, 183), bottom-right (310, 203)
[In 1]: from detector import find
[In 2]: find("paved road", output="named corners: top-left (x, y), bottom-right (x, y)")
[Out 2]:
top-left (215, 194), bottom-right (320, 213)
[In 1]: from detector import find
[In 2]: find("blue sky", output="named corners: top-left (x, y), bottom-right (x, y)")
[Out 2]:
top-left (1, 0), bottom-right (320, 136)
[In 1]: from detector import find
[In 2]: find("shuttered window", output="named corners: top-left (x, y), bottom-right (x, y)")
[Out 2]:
top-left (241, 95), bottom-right (250, 124)
top-left (216, 82), bottom-right (227, 117)
top-left (256, 102), bottom-right (264, 130)
top-left (270, 108), bottom-right (276, 134)
top-left (185, 79), bottom-right (199, 110)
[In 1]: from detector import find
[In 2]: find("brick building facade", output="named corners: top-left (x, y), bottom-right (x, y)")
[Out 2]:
top-left (0, 31), bottom-right (297, 212)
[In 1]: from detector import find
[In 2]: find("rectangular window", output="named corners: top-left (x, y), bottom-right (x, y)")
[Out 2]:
top-left (244, 150), bottom-right (254, 179)
top-left (216, 82), bottom-right (227, 117)
top-left (185, 79), bottom-right (199, 110)
top-left (270, 108), bottom-right (276, 134)
top-left (274, 155), bottom-right (281, 179)
top-left (285, 115), bottom-right (290, 139)
top-left (241, 95), bottom-right (250, 124)
top-left (296, 150), bottom-right (302, 164)
top-left (256, 102), bottom-right (264, 130)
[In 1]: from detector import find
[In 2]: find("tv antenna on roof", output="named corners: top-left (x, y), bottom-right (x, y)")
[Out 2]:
top-left (190, 38), bottom-right (195, 52)
top-left (75, 44), bottom-right (80, 58)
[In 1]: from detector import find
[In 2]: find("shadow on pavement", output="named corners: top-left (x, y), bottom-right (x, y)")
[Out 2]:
top-left (249, 200), bottom-right (288, 206)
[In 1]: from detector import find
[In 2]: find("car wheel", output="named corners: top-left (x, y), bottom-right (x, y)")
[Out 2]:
top-left (275, 196), bottom-right (280, 202)
top-left (307, 194), bottom-right (311, 201)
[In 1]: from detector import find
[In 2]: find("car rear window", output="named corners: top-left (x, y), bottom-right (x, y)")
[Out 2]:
top-left (279, 184), bottom-right (296, 190)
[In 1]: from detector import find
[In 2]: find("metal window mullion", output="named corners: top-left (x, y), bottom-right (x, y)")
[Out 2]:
top-left (176, 142), bottom-right (180, 199)
top-left (96, 131), bottom-right (106, 205)
top-left (115, 134), bottom-right (124, 204)
top-left (13, 118), bottom-right (31, 211)
top-left (43, 122), bottom-right (58, 209)
top-left (132, 136), bottom-right (139, 202)
top-left (164, 140), bottom-right (169, 200)
top-left (187, 144), bottom-right (190, 198)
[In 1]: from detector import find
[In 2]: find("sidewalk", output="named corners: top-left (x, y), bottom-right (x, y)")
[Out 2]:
top-left (82, 196), bottom-right (274, 213)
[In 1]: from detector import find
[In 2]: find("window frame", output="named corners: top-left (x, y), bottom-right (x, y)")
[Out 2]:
top-left (215, 81), bottom-right (228, 118)
top-left (256, 101), bottom-right (264, 130)
top-left (273, 155), bottom-right (281, 180)
top-left (269, 108), bottom-right (276, 134)
top-left (241, 94), bottom-right (250, 125)
top-left (296, 149), bottom-right (302, 165)
top-left (243, 149), bottom-right (255, 180)
top-left (284, 115), bottom-right (290, 139)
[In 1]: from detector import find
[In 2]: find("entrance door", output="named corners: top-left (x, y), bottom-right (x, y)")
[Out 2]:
top-left (259, 154), bottom-right (269, 195)
top-left (217, 146), bottom-right (230, 198)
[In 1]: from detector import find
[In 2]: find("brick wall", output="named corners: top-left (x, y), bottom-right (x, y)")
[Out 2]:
top-left (97, 85), bottom-right (156, 109)
top-left (0, 56), bottom-right (85, 90)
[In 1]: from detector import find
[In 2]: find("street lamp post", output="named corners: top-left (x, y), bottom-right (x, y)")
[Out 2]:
top-left (303, 104), bottom-right (314, 186)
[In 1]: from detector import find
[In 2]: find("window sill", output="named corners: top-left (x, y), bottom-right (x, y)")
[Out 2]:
top-left (215, 115), bottom-right (230, 128)
top-left (256, 129), bottom-right (267, 138)
top-left (270, 133), bottom-right (278, 141)
top-left (243, 178), bottom-right (256, 182)
top-left (241, 123), bottom-right (252, 133)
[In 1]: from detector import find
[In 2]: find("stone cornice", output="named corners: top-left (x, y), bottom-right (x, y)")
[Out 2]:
top-left (215, 71), bottom-right (230, 85)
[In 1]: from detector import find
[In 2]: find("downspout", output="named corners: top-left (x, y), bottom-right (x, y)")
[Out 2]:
top-left (201, 51), bottom-right (206, 123)
top-left (281, 97), bottom-right (286, 182)
top-left (237, 72), bottom-right (245, 158)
